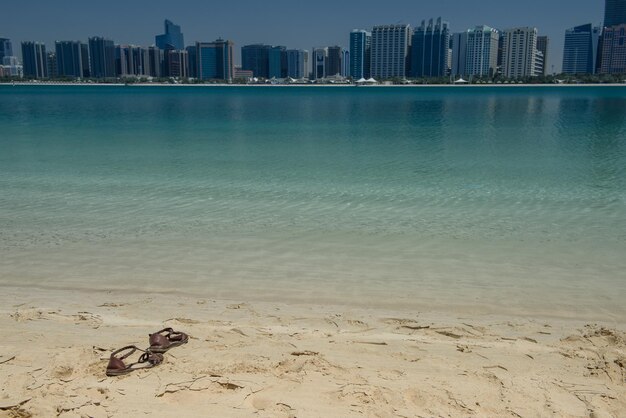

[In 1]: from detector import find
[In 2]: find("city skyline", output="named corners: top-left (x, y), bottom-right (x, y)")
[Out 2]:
top-left (0, 0), bottom-right (605, 73)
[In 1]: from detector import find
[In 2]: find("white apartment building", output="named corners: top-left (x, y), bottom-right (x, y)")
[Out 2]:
top-left (370, 24), bottom-right (411, 79)
top-left (501, 27), bottom-right (539, 78)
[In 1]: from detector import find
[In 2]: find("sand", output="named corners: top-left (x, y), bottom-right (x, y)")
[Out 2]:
top-left (0, 285), bottom-right (624, 417)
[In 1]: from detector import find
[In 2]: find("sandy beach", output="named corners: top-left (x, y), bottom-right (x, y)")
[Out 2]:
top-left (0, 286), bottom-right (624, 417)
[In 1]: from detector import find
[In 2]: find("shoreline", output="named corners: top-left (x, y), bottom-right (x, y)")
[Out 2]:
top-left (2, 81), bottom-right (626, 88)
top-left (0, 285), bottom-right (624, 416)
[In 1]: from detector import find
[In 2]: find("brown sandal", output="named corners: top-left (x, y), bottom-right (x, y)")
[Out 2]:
top-left (106, 345), bottom-right (163, 376)
top-left (149, 328), bottom-right (189, 353)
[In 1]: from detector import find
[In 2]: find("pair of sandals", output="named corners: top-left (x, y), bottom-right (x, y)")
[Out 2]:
top-left (106, 328), bottom-right (189, 376)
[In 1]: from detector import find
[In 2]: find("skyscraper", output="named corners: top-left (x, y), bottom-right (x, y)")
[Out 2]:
top-left (196, 39), bottom-right (234, 81)
top-left (536, 36), bottom-right (549, 75)
top-left (350, 30), bottom-right (371, 79)
top-left (21, 42), bottom-right (47, 78)
top-left (371, 24), bottom-right (411, 79)
top-left (155, 20), bottom-right (184, 51)
top-left (410, 18), bottom-right (450, 78)
top-left (0, 38), bottom-right (13, 62)
top-left (241, 44), bottom-right (271, 79)
top-left (501, 27), bottom-right (539, 78)
top-left (269, 46), bottom-right (287, 79)
top-left (47, 52), bottom-right (57, 78)
top-left (562, 24), bottom-right (601, 74)
top-left (167, 49), bottom-right (189, 78)
top-left (342, 50), bottom-right (350, 77)
top-left (186, 45), bottom-right (197, 78)
top-left (451, 32), bottom-right (468, 77)
top-left (464, 26), bottom-right (499, 77)
top-left (599, 24), bottom-right (626, 73)
top-left (55, 41), bottom-right (86, 78)
top-left (312, 47), bottom-right (327, 79)
top-left (286, 49), bottom-right (306, 79)
top-left (89, 37), bottom-right (116, 78)
top-left (326, 46), bottom-right (343, 76)
top-left (148, 46), bottom-right (164, 78)
top-left (604, 0), bottom-right (626, 27)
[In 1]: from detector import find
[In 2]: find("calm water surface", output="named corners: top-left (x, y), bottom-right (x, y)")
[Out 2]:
top-left (1, 85), bottom-right (625, 319)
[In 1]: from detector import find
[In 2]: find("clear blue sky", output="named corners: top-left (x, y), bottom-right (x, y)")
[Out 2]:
top-left (1, 0), bottom-right (605, 73)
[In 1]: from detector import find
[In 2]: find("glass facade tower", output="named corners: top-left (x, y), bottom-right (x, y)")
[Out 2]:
top-left (155, 20), bottom-right (184, 51)
top-left (411, 18), bottom-right (450, 78)
top-left (21, 42), bottom-right (48, 78)
top-left (562, 24), bottom-right (601, 74)
top-left (349, 30), bottom-right (371, 79)
top-left (605, 0), bottom-right (626, 27)
top-left (89, 37), bottom-right (116, 78)
top-left (0, 38), bottom-right (13, 62)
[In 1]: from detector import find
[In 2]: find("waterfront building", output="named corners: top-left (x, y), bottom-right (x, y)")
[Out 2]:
top-left (47, 52), bottom-right (57, 78)
top-left (312, 47), bottom-right (327, 79)
top-left (371, 24), bottom-right (411, 79)
top-left (501, 27), bottom-right (539, 78)
top-left (1, 56), bottom-right (22, 77)
top-left (562, 24), bottom-right (601, 74)
top-left (536, 36), bottom-right (549, 75)
top-left (116, 45), bottom-right (149, 77)
top-left (410, 18), bottom-right (450, 78)
top-left (186, 45), bottom-right (197, 78)
top-left (148, 46), bottom-right (163, 78)
top-left (21, 42), bottom-right (47, 78)
top-left (342, 50), bottom-right (350, 77)
top-left (286, 49), bottom-right (307, 79)
top-left (166, 49), bottom-right (188, 78)
top-left (241, 44), bottom-right (271, 79)
top-left (604, 0), bottom-right (626, 27)
top-left (269, 46), bottom-right (287, 79)
top-left (234, 68), bottom-right (253, 80)
top-left (0, 38), bottom-right (13, 62)
top-left (464, 25), bottom-right (499, 77)
top-left (89, 37), bottom-right (116, 79)
top-left (326, 46), bottom-right (342, 76)
top-left (155, 19), bottom-right (184, 51)
top-left (451, 32), bottom-right (468, 77)
top-left (599, 23), bottom-right (626, 73)
top-left (349, 29), bottom-right (371, 79)
top-left (196, 39), bottom-right (234, 81)
top-left (55, 41), bottom-right (87, 78)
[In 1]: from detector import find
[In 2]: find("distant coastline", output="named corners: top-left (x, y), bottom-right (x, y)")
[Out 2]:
top-left (2, 81), bottom-right (626, 88)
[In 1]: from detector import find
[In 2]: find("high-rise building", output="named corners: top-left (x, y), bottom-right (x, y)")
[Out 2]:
top-left (21, 42), bottom-right (48, 78)
top-left (562, 24), bottom-right (601, 74)
top-left (155, 19), bottom-right (184, 51)
top-left (342, 50), bottom-right (350, 77)
top-left (326, 46), bottom-right (342, 76)
top-left (241, 44), bottom-right (271, 79)
top-left (116, 45), bottom-right (149, 76)
top-left (371, 24), bottom-right (411, 79)
top-left (0, 38), bottom-right (13, 62)
top-left (410, 18), bottom-right (450, 78)
top-left (1, 56), bottom-right (22, 77)
top-left (599, 23), bottom-right (626, 73)
top-left (89, 37), bottom-right (116, 78)
top-left (269, 46), bottom-right (287, 79)
top-left (147, 46), bottom-right (163, 78)
top-left (451, 32), bottom-right (468, 77)
top-left (167, 49), bottom-right (188, 78)
top-left (536, 36), bottom-right (549, 75)
top-left (55, 41), bottom-right (86, 78)
top-left (286, 49), bottom-right (306, 78)
top-left (47, 52), bottom-right (57, 78)
top-left (350, 30), bottom-right (371, 79)
top-left (464, 25), bottom-right (499, 77)
top-left (604, 0), bottom-right (626, 27)
top-left (312, 47), bottom-right (327, 79)
top-left (196, 39), bottom-right (234, 81)
top-left (501, 27), bottom-right (539, 78)
top-left (186, 45), bottom-right (197, 78)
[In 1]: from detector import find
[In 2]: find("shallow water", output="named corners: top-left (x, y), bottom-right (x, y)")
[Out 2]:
top-left (1, 85), bottom-right (625, 319)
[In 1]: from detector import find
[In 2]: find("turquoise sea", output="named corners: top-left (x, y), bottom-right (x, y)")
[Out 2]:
top-left (1, 85), bottom-right (625, 319)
